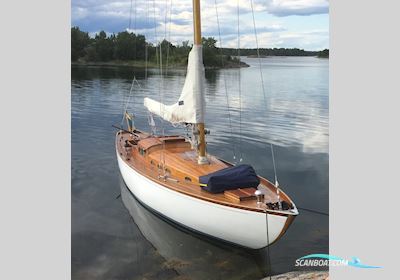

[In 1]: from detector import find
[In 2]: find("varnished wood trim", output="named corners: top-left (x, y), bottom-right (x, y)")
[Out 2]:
top-left (269, 215), bottom-right (296, 246)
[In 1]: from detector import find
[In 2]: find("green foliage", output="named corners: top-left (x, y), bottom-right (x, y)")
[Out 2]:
top-left (114, 31), bottom-right (146, 60)
top-left (94, 31), bottom-right (114, 61)
top-left (221, 47), bottom-right (320, 57)
top-left (71, 27), bottom-right (328, 66)
top-left (202, 37), bottom-right (220, 67)
top-left (202, 37), bottom-right (217, 49)
top-left (71, 27), bottom-right (90, 61)
top-left (318, 49), bottom-right (329, 58)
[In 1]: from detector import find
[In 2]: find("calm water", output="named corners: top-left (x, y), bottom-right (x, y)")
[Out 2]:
top-left (72, 56), bottom-right (329, 279)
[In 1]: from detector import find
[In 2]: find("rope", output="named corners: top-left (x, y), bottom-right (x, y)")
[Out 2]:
top-left (297, 207), bottom-right (329, 216)
top-left (214, 0), bottom-right (237, 161)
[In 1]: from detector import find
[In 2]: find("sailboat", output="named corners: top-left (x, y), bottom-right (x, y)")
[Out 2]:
top-left (116, 0), bottom-right (298, 249)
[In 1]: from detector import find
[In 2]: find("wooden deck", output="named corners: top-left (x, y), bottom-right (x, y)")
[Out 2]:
top-left (116, 130), bottom-right (294, 214)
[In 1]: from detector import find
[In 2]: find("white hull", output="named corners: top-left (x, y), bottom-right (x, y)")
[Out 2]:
top-left (117, 152), bottom-right (290, 249)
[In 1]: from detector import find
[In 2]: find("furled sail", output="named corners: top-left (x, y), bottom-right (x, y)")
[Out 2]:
top-left (144, 45), bottom-right (205, 124)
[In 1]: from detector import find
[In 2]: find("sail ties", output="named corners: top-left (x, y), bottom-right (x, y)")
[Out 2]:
top-left (144, 45), bottom-right (205, 125)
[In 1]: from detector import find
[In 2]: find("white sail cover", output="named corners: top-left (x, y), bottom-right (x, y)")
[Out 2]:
top-left (144, 45), bottom-right (205, 124)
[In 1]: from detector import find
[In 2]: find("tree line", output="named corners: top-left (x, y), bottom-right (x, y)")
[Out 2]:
top-left (72, 27), bottom-right (231, 67)
top-left (72, 27), bottom-right (328, 67)
top-left (221, 48), bottom-right (319, 57)
top-left (317, 49), bottom-right (329, 58)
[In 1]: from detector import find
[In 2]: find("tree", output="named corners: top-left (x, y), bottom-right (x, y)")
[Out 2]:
top-left (71, 28), bottom-right (248, 67)
top-left (173, 41), bottom-right (191, 64)
top-left (114, 31), bottom-right (146, 61)
top-left (202, 37), bottom-right (217, 49)
top-left (94, 31), bottom-right (114, 61)
top-left (202, 37), bottom-right (220, 67)
top-left (318, 49), bottom-right (329, 58)
top-left (71, 27), bottom-right (90, 61)
top-left (135, 34), bottom-right (146, 60)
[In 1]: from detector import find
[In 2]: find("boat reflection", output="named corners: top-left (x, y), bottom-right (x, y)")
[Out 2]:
top-left (119, 179), bottom-right (270, 279)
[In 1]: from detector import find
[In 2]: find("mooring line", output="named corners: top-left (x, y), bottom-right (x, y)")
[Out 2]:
top-left (297, 207), bottom-right (329, 216)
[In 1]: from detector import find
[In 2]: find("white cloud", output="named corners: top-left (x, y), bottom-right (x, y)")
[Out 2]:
top-left (72, 0), bottom-right (329, 50)
top-left (262, 0), bottom-right (329, 17)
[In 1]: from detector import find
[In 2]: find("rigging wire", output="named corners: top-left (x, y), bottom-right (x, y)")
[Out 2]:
top-left (214, 0), bottom-right (237, 161)
top-left (250, 0), bottom-right (266, 98)
top-left (160, 0), bottom-right (168, 175)
top-left (120, 80), bottom-right (130, 125)
top-left (120, 0), bottom-right (135, 127)
top-left (166, 0), bottom-right (173, 73)
top-left (152, 0), bottom-right (159, 68)
top-left (145, 0), bottom-right (149, 80)
top-left (121, 0), bottom-right (140, 127)
top-left (121, 77), bottom-right (142, 127)
top-left (271, 144), bottom-right (278, 184)
top-left (160, 44), bottom-right (166, 176)
top-left (152, 0), bottom-right (167, 177)
top-left (270, 143), bottom-right (282, 209)
top-left (250, 1), bottom-right (272, 279)
top-left (133, 0), bottom-right (137, 59)
top-left (237, 0), bottom-right (243, 162)
top-left (163, 0), bottom-right (169, 70)
top-left (128, 0), bottom-right (133, 30)
top-left (133, 0), bottom-right (137, 31)
top-left (250, 0), bottom-right (281, 205)
top-left (120, 0), bottom-right (139, 127)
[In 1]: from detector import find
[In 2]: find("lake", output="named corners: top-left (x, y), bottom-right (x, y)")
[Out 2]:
top-left (72, 56), bottom-right (329, 279)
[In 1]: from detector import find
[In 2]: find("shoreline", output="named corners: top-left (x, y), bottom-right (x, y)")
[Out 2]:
top-left (71, 60), bottom-right (250, 70)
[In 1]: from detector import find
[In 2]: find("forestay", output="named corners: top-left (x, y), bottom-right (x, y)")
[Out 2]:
top-left (144, 45), bottom-right (205, 124)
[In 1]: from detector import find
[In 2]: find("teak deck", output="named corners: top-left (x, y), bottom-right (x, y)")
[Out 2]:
top-left (116, 129), bottom-right (293, 214)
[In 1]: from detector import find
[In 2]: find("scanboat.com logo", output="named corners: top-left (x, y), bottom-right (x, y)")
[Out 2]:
top-left (295, 254), bottom-right (382, 269)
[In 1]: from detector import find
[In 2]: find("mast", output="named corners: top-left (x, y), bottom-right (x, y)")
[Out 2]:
top-left (193, 0), bottom-right (208, 164)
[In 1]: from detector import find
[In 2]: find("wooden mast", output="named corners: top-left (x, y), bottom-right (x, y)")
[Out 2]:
top-left (193, 0), bottom-right (208, 164)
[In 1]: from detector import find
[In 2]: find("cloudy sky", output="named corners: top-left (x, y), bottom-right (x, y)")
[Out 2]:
top-left (72, 0), bottom-right (329, 50)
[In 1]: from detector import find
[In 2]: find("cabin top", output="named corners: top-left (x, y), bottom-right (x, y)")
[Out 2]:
top-left (148, 149), bottom-right (228, 180)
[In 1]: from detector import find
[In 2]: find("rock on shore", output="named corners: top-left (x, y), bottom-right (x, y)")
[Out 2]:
top-left (263, 271), bottom-right (329, 280)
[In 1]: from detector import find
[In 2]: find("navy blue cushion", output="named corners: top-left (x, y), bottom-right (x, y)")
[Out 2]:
top-left (199, 164), bottom-right (260, 193)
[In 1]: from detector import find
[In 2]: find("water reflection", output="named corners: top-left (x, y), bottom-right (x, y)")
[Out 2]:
top-left (72, 56), bottom-right (328, 279)
top-left (120, 179), bottom-right (268, 280)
